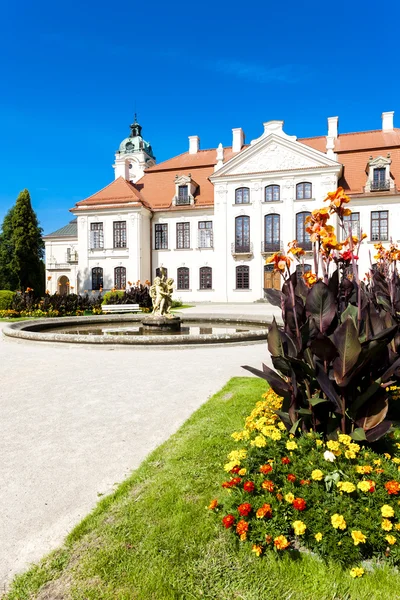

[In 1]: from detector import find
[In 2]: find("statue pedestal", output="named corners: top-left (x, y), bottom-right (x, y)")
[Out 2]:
top-left (141, 315), bottom-right (182, 331)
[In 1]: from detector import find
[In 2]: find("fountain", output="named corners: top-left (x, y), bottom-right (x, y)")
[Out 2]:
top-left (142, 268), bottom-right (182, 332)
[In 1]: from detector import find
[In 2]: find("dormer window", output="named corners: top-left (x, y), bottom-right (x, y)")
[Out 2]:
top-left (366, 155), bottom-right (393, 192)
top-left (172, 174), bottom-right (196, 206)
top-left (372, 168), bottom-right (389, 191)
top-left (178, 185), bottom-right (189, 205)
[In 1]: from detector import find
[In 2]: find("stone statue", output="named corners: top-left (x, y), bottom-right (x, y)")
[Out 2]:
top-left (150, 269), bottom-right (174, 316)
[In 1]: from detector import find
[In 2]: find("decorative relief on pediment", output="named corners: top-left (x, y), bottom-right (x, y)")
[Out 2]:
top-left (228, 144), bottom-right (318, 175)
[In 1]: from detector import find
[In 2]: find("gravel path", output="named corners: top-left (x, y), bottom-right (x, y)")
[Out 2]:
top-left (0, 304), bottom-right (278, 590)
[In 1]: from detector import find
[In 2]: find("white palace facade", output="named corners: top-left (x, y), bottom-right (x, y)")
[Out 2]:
top-left (44, 112), bottom-right (400, 301)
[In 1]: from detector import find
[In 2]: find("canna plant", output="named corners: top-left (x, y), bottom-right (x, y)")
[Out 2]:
top-left (244, 188), bottom-right (400, 443)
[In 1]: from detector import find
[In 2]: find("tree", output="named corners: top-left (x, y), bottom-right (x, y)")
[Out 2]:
top-left (11, 189), bottom-right (45, 294)
top-left (0, 206), bottom-right (18, 290)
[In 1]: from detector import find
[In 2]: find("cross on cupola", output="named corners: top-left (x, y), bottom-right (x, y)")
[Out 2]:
top-left (130, 114), bottom-right (142, 138)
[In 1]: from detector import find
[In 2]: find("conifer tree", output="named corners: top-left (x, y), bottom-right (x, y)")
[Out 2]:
top-left (0, 206), bottom-right (18, 290)
top-left (11, 189), bottom-right (45, 294)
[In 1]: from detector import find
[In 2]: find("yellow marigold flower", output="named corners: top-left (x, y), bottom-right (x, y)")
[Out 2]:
top-left (357, 481), bottom-right (373, 493)
top-left (337, 481), bottom-right (356, 493)
top-left (239, 533), bottom-right (247, 541)
top-left (392, 458), bottom-right (400, 464)
top-left (382, 519), bottom-right (393, 531)
top-left (331, 514), bottom-right (347, 530)
top-left (338, 434), bottom-right (352, 445)
top-left (251, 435), bottom-right (267, 448)
top-left (327, 440), bottom-right (340, 452)
top-left (224, 461), bottom-right (238, 472)
top-left (286, 440), bottom-right (298, 450)
top-left (348, 443), bottom-right (360, 453)
top-left (228, 449), bottom-right (247, 461)
top-left (252, 544), bottom-right (263, 556)
top-left (237, 468), bottom-right (246, 476)
top-left (351, 530), bottom-right (367, 546)
top-left (350, 567), bottom-right (364, 578)
top-left (274, 535), bottom-right (290, 550)
top-left (311, 469), bottom-right (324, 481)
top-left (381, 505), bottom-right (395, 518)
top-left (285, 493), bottom-right (295, 504)
top-left (314, 532), bottom-right (323, 542)
top-left (395, 523), bottom-right (400, 531)
top-left (278, 421), bottom-right (286, 430)
top-left (315, 440), bottom-right (323, 447)
top-left (292, 520), bottom-right (307, 535)
top-left (345, 450), bottom-right (356, 459)
top-left (385, 535), bottom-right (396, 545)
top-left (374, 459), bottom-right (381, 466)
top-left (384, 453), bottom-right (391, 460)
top-left (269, 430), bottom-right (281, 441)
top-left (356, 465), bottom-right (372, 474)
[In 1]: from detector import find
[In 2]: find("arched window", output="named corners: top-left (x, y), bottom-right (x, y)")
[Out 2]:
top-left (264, 214), bottom-right (280, 252)
top-left (155, 267), bottom-right (168, 278)
top-left (235, 216), bottom-right (250, 253)
top-left (265, 185), bottom-right (280, 202)
top-left (199, 267), bottom-right (212, 290)
top-left (236, 266), bottom-right (249, 289)
top-left (296, 182), bottom-right (312, 200)
top-left (114, 266), bottom-right (126, 289)
top-left (296, 212), bottom-right (312, 250)
top-left (177, 267), bottom-right (189, 290)
top-left (235, 187), bottom-right (250, 204)
top-left (92, 267), bottom-right (103, 291)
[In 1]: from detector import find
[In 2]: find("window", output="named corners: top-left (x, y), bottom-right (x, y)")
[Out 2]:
top-left (371, 168), bottom-right (389, 191)
top-left (296, 182), bottom-right (312, 200)
top-left (235, 187), bottom-right (250, 204)
top-left (156, 267), bottom-right (168, 278)
top-left (235, 216), bottom-right (250, 252)
top-left (199, 267), bottom-right (212, 289)
top-left (198, 221), bottom-right (213, 248)
top-left (264, 214), bottom-right (280, 252)
top-left (176, 222), bottom-right (190, 249)
top-left (296, 212), bottom-right (312, 250)
top-left (113, 221), bottom-right (127, 248)
top-left (155, 224), bottom-right (168, 249)
top-left (90, 222), bottom-right (104, 249)
top-left (343, 212), bottom-right (360, 239)
top-left (265, 185), bottom-right (280, 202)
top-left (92, 267), bottom-right (103, 290)
top-left (177, 185), bottom-right (189, 205)
top-left (114, 267), bottom-right (126, 289)
top-left (177, 267), bottom-right (189, 290)
top-left (296, 264), bottom-right (312, 276)
top-left (371, 210), bottom-right (388, 241)
top-left (236, 265), bottom-right (249, 289)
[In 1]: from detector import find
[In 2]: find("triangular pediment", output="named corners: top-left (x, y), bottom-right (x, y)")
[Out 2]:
top-left (211, 133), bottom-right (340, 179)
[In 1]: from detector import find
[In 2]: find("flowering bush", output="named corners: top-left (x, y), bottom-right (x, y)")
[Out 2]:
top-left (211, 388), bottom-right (400, 575)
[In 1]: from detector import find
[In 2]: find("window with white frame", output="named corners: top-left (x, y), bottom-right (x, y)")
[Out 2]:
top-left (198, 221), bottom-right (213, 248)
top-left (296, 182), bottom-right (312, 200)
top-left (265, 185), bottom-right (280, 202)
top-left (343, 212), bottom-right (360, 239)
top-left (235, 187), bottom-right (250, 204)
top-left (155, 224), bottom-right (168, 249)
top-left (113, 221), bottom-right (127, 248)
top-left (177, 267), bottom-right (189, 289)
top-left (90, 222), bottom-right (104, 249)
top-left (176, 222), bottom-right (190, 249)
top-left (199, 267), bottom-right (212, 289)
top-left (371, 210), bottom-right (388, 241)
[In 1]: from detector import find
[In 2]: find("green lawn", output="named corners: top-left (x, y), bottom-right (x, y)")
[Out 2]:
top-left (4, 378), bottom-right (400, 600)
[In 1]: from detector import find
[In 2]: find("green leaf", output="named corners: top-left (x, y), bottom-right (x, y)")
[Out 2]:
top-left (350, 428), bottom-right (367, 441)
top-left (340, 303), bottom-right (358, 326)
top-left (309, 397), bottom-right (329, 407)
top-left (267, 317), bottom-right (283, 357)
top-left (289, 418), bottom-right (302, 435)
top-left (297, 408), bottom-right (312, 416)
top-left (305, 281), bottom-right (336, 334)
top-left (332, 318), bottom-right (361, 384)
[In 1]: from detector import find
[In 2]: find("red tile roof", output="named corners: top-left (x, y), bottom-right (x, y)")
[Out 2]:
top-left (73, 177), bottom-right (149, 210)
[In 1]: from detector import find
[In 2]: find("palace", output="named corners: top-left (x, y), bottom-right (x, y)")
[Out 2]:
top-left (44, 112), bottom-right (400, 301)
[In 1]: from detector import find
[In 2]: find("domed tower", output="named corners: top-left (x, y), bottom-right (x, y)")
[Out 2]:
top-left (113, 115), bottom-right (156, 182)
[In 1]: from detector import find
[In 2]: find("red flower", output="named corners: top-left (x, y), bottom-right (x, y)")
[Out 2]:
top-left (292, 497), bottom-right (307, 511)
top-left (385, 480), bottom-right (400, 495)
top-left (262, 480), bottom-right (274, 492)
top-left (367, 480), bottom-right (375, 493)
top-left (300, 479), bottom-right (310, 486)
top-left (222, 514), bottom-right (235, 529)
top-left (230, 466), bottom-right (240, 474)
top-left (276, 493), bottom-right (283, 502)
top-left (236, 520), bottom-right (249, 535)
top-left (260, 464), bottom-right (273, 474)
top-left (238, 503), bottom-right (252, 516)
top-left (281, 457), bottom-right (291, 465)
top-left (243, 481), bottom-right (255, 493)
top-left (256, 503), bottom-right (272, 519)
top-left (340, 250), bottom-right (359, 262)
top-left (287, 474), bottom-right (296, 483)
top-left (222, 477), bottom-right (241, 489)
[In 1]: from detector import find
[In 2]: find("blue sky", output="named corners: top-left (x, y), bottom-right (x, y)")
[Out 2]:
top-left (1, 0), bottom-right (399, 234)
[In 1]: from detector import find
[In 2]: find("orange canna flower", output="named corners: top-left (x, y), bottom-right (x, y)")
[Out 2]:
top-left (303, 272), bottom-right (317, 287)
top-left (266, 252), bottom-right (291, 273)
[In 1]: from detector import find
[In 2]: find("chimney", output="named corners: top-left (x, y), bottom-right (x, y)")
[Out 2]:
top-left (232, 128), bottom-right (244, 153)
top-left (382, 111), bottom-right (394, 131)
top-left (327, 116), bottom-right (338, 139)
top-left (188, 135), bottom-right (200, 154)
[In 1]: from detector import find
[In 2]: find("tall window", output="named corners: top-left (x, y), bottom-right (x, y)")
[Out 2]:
top-left (155, 224), bottom-right (168, 249)
top-left (177, 267), bottom-right (189, 290)
top-left (176, 222), bottom-right (190, 249)
top-left (236, 266), bottom-right (249, 289)
top-left (199, 267), bottom-right (212, 289)
top-left (296, 212), bottom-right (312, 250)
top-left (177, 185), bottom-right (189, 205)
top-left (113, 221), bottom-right (127, 248)
top-left (265, 185), bottom-right (280, 202)
top-left (114, 267), bottom-right (126, 289)
top-left (198, 221), bottom-right (213, 248)
top-left (235, 216), bottom-right (250, 252)
top-left (296, 182), bottom-right (312, 200)
top-left (92, 267), bottom-right (103, 291)
top-left (372, 168), bottom-right (388, 191)
top-left (235, 187), bottom-right (250, 204)
top-left (264, 214), bottom-right (280, 252)
top-left (90, 222), bottom-right (104, 249)
top-left (343, 212), bottom-right (360, 238)
top-left (371, 210), bottom-right (388, 241)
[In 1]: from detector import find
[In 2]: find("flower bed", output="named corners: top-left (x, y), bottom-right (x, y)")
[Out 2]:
top-left (212, 388), bottom-right (400, 576)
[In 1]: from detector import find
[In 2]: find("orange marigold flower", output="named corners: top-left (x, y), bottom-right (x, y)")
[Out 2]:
top-left (287, 474), bottom-right (296, 483)
top-left (281, 457), bottom-right (291, 465)
top-left (260, 464), bottom-right (273, 474)
top-left (252, 544), bottom-right (263, 556)
top-left (265, 534), bottom-right (273, 544)
top-left (300, 479), bottom-right (310, 486)
top-left (274, 535), bottom-right (290, 550)
top-left (222, 514), bottom-right (235, 529)
top-left (276, 493), bottom-right (283, 502)
top-left (208, 499), bottom-right (218, 510)
top-left (238, 503), bottom-right (252, 516)
top-left (230, 466), bottom-right (241, 474)
top-left (385, 481), bottom-right (400, 495)
top-left (262, 480), bottom-right (274, 492)
top-left (292, 498), bottom-right (307, 511)
top-left (236, 520), bottom-right (249, 536)
top-left (243, 481), bottom-right (255, 493)
top-left (256, 503), bottom-right (273, 519)
top-left (222, 477), bottom-right (241, 488)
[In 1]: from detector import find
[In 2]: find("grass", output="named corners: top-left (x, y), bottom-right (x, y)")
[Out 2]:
top-left (4, 377), bottom-right (400, 600)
